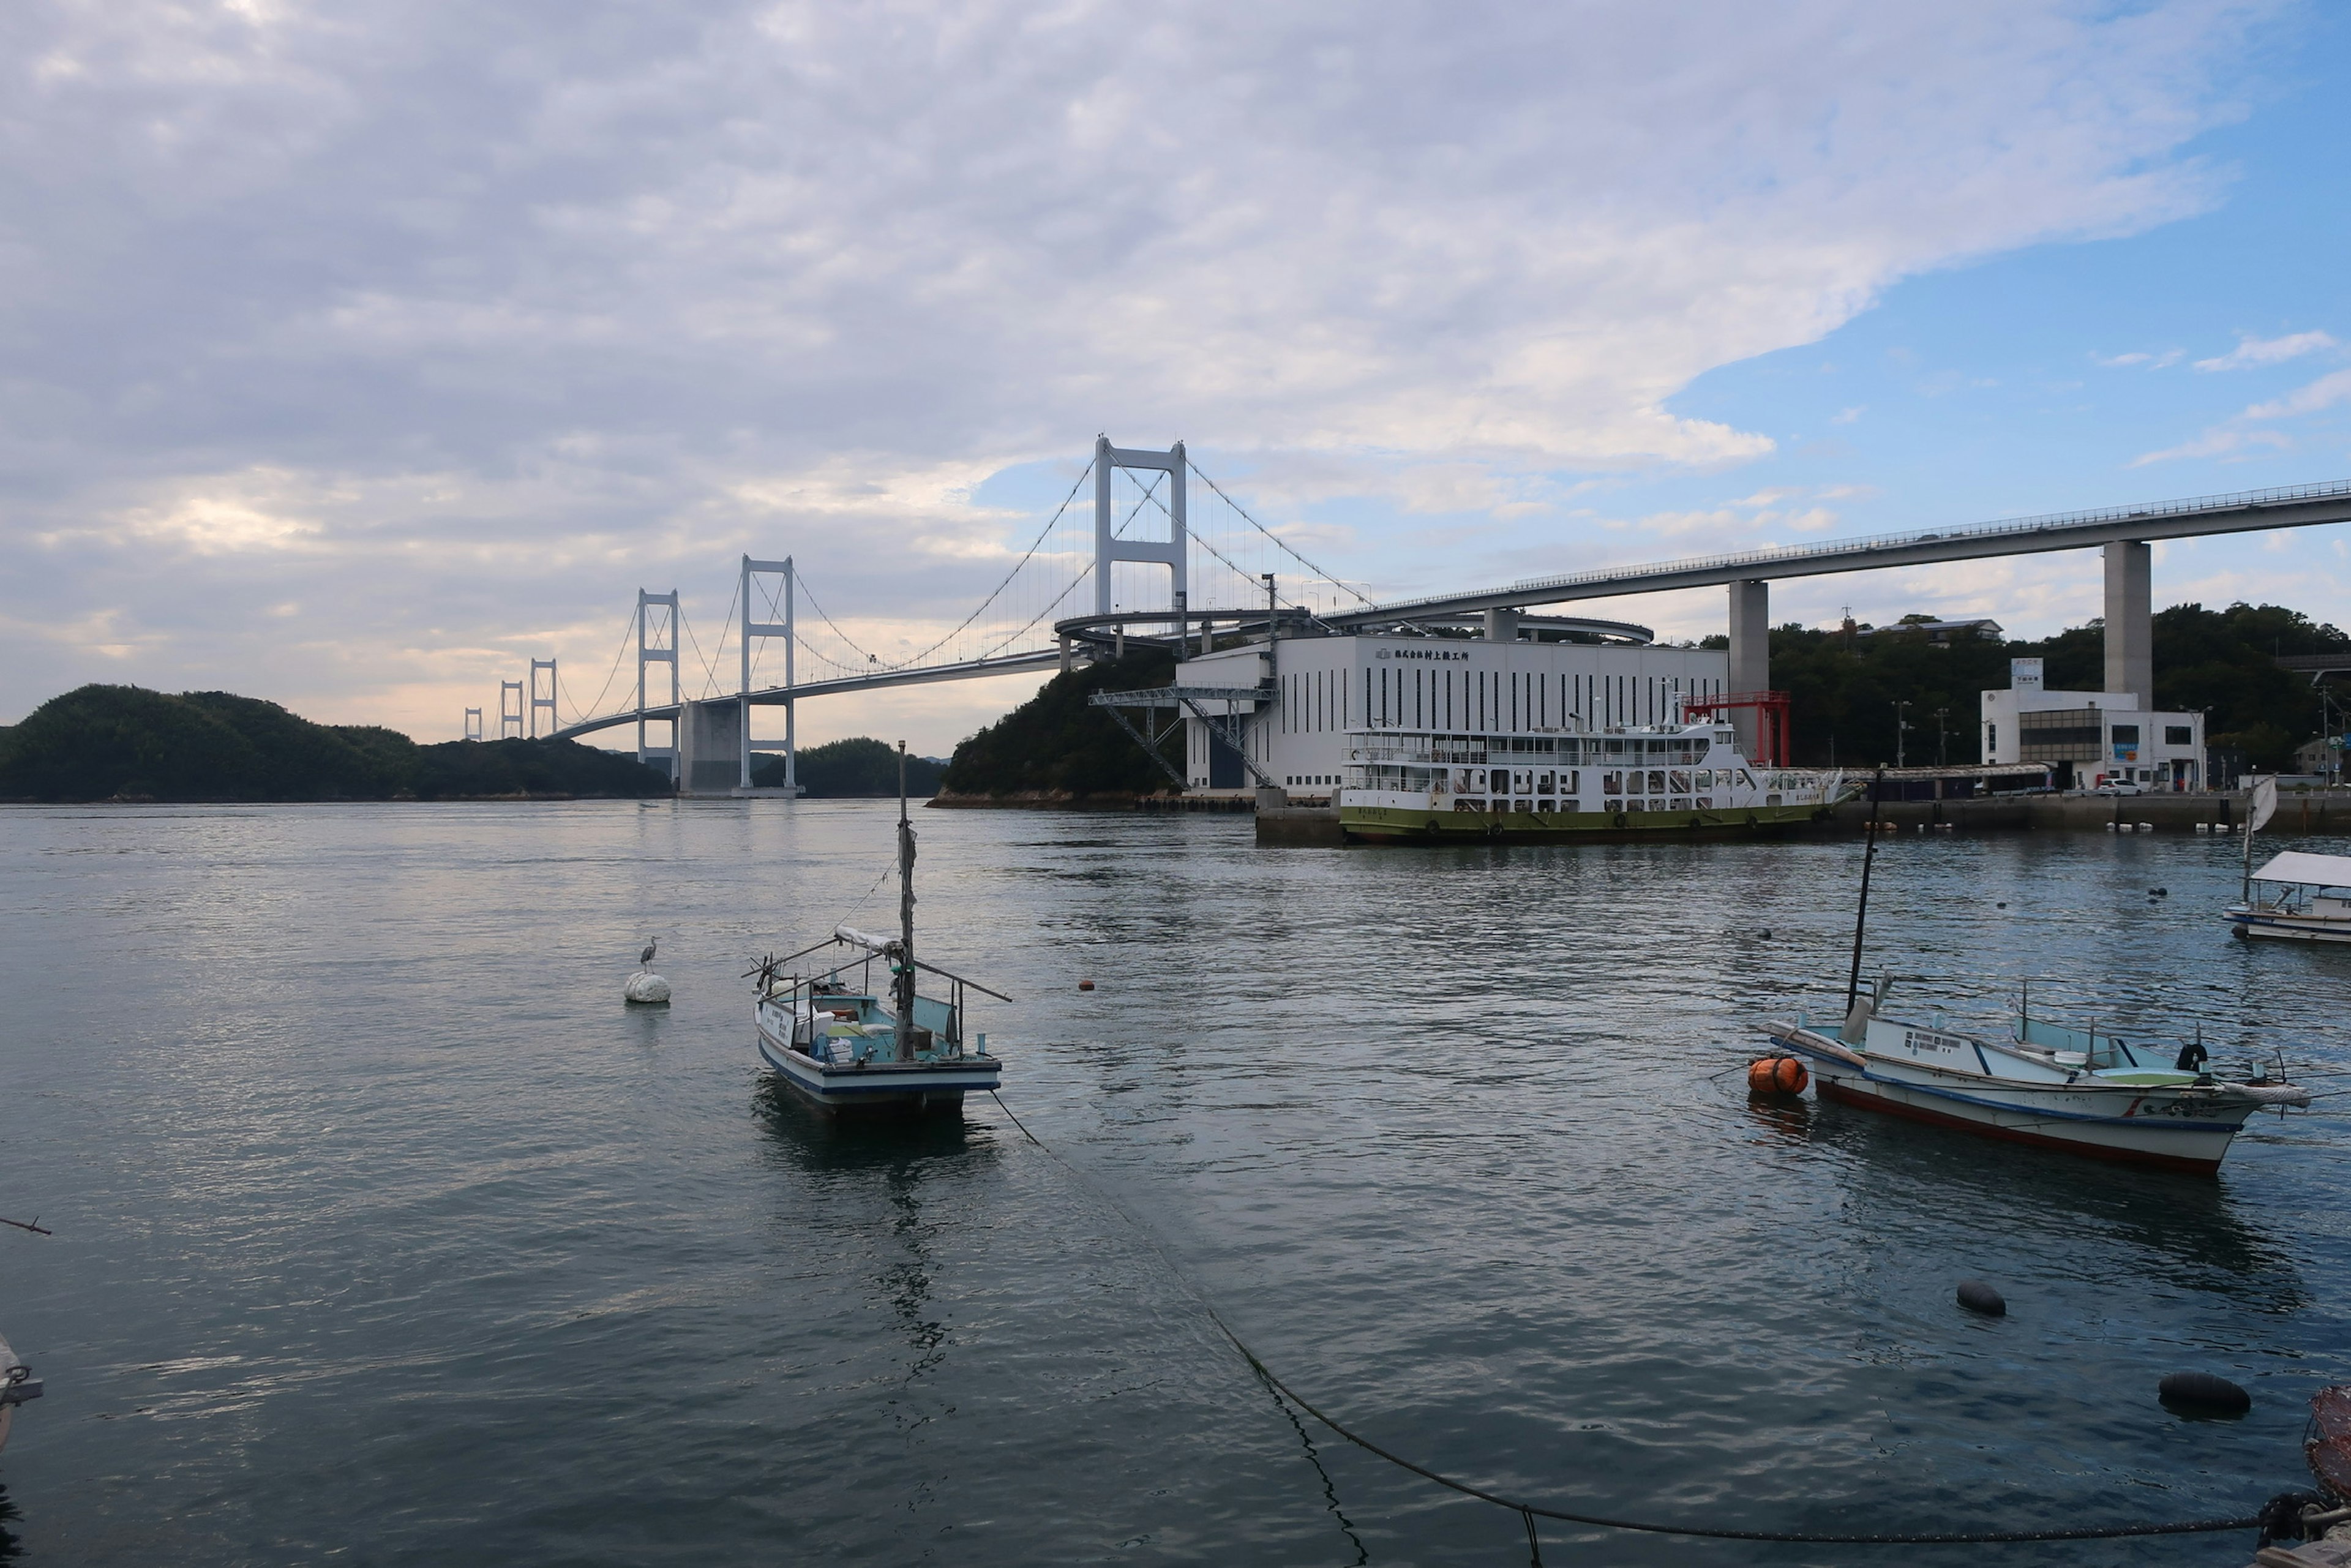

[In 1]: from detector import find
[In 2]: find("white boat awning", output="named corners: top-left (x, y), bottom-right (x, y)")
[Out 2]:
top-left (2251, 850), bottom-right (2351, 887)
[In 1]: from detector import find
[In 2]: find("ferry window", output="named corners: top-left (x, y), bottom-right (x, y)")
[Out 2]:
top-left (1668, 770), bottom-right (1690, 792)
top-left (1695, 770), bottom-right (1713, 789)
top-left (1537, 771), bottom-right (1554, 793)
top-left (1566, 770), bottom-right (1580, 794)
top-left (2165, 725), bottom-right (2192, 745)
top-left (1648, 770), bottom-right (1667, 792)
top-left (1602, 771), bottom-right (1623, 795)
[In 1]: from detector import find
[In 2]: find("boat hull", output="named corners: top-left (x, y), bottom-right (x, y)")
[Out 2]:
top-left (2228, 910), bottom-right (2351, 943)
top-left (1340, 800), bottom-right (1832, 844)
top-left (1769, 1024), bottom-right (2256, 1176)
top-left (757, 1022), bottom-right (1000, 1115)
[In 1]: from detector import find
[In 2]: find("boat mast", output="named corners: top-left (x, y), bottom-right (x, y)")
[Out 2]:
top-left (1845, 765), bottom-right (1888, 1014)
top-left (896, 740), bottom-right (917, 1037)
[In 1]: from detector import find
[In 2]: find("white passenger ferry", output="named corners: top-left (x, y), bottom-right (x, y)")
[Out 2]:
top-left (1337, 716), bottom-right (1852, 843)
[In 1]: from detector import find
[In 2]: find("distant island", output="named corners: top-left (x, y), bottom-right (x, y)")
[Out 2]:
top-left (931, 650), bottom-right (1181, 805)
top-left (0, 685), bottom-right (673, 802)
top-left (751, 737), bottom-right (947, 797)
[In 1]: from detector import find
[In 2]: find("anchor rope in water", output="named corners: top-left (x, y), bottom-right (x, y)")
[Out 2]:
top-left (983, 1090), bottom-right (2269, 1549)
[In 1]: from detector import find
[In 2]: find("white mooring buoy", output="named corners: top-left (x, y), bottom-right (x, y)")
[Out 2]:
top-left (624, 971), bottom-right (672, 1005)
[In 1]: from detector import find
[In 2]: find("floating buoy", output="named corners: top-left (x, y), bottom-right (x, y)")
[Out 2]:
top-left (2159, 1371), bottom-right (2251, 1417)
top-left (2149, 887), bottom-right (2168, 897)
top-left (1758, 929), bottom-right (1771, 941)
top-left (1078, 979), bottom-right (1095, 992)
top-left (1955, 1279), bottom-right (2006, 1316)
top-left (1996, 901), bottom-right (2008, 909)
top-left (624, 972), bottom-right (672, 1005)
top-left (1747, 1056), bottom-right (1807, 1095)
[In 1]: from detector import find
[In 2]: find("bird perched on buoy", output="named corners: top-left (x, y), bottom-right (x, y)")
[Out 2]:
top-left (625, 937), bottom-right (671, 1005)
top-left (1747, 1056), bottom-right (1807, 1095)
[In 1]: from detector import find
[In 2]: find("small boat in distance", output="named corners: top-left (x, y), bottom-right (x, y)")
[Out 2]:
top-left (1759, 767), bottom-right (2309, 1174)
top-left (750, 745), bottom-right (1007, 1115)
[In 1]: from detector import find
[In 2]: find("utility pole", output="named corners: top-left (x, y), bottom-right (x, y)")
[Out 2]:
top-left (1892, 699), bottom-right (1911, 769)
top-left (1933, 706), bottom-right (1949, 767)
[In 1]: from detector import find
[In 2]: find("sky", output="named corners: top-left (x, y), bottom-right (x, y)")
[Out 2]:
top-left (4, 0), bottom-right (2349, 753)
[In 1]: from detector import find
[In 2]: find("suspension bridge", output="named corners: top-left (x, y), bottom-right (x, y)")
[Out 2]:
top-left (477, 436), bottom-right (2351, 793)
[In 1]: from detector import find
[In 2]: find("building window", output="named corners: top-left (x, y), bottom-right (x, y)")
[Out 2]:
top-left (2110, 724), bottom-right (2140, 745)
top-left (2165, 725), bottom-right (2192, 745)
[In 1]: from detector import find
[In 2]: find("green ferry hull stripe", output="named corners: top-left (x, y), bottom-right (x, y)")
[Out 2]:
top-left (1339, 801), bottom-right (1832, 842)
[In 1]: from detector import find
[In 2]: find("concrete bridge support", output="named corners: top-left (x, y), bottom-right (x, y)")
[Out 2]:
top-left (2104, 541), bottom-right (2152, 702)
top-left (1483, 606), bottom-right (1521, 642)
top-left (1727, 579), bottom-right (1769, 754)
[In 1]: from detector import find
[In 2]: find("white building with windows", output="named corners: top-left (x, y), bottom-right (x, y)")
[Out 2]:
top-left (1980, 661), bottom-right (2204, 790)
top-left (1178, 632), bottom-right (1730, 800)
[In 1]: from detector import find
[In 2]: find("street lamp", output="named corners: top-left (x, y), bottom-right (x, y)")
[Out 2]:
top-left (1892, 699), bottom-right (1911, 769)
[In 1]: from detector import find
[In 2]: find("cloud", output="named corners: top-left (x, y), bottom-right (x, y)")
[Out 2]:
top-left (2128, 428), bottom-right (2291, 465)
top-left (2244, 368), bottom-right (2351, 419)
top-left (2194, 329), bottom-right (2337, 372)
top-left (0, 0), bottom-right (2281, 743)
top-left (2093, 349), bottom-right (2185, 368)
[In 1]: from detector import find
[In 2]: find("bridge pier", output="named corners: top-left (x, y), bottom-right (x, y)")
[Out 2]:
top-left (1727, 579), bottom-right (1769, 753)
top-left (1483, 607), bottom-right (1521, 642)
top-left (2103, 541), bottom-right (2152, 702)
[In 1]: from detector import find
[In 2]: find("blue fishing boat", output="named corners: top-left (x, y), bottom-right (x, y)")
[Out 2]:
top-left (748, 745), bottom-right (1007, 1114)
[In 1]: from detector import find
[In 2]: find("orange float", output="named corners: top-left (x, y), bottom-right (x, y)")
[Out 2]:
top-left (1747, 1056), bottom-right (1809, 1095)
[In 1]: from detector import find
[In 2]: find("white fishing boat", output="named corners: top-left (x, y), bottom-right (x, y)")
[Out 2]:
top-left (1758, 768), bottom-right (2310, 1174)
top-left (2227, 849), bottom-right (2351, 943)
top-left (1763, 984), bottom-right (2309, 1175)
top-left (1340, 713), bottom-right (1853, 844)
top-left (749, 745), bottom-right (1007, 1115)
top-left (2210, 775), bottom-right (2351, 942)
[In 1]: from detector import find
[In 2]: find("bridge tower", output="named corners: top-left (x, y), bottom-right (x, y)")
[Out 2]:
top-left (637, 589), bottom-right (681, 776)
top-left (1095, 437), bottom-right (1188, 648)
top-left (462, 707), bottom-right (483, 742)
top-left (498, 680), bottom-right (525, 739)
top-left (739, 555), bottom-right (797, 790)
top-left (528, 658), bottom-right (558, 739)
top-left (2103, 541), bottom-right (2153, 702)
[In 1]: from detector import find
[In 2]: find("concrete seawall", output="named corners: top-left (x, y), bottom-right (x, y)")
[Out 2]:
top-left (1256, 790), bottom-right (2351, 846)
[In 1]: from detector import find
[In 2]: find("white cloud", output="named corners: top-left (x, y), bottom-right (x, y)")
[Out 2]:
top-left (2194, 329), bottom-right (2337, 372)
top-left (2093, 349), bottom-right (2184, 368)
top-left (0, 0), bottom-right (2283, 743)
top-left (2244, 368), bottom-right (2351, 419)
top-left (2128, 428), bottom-right (2291, 465)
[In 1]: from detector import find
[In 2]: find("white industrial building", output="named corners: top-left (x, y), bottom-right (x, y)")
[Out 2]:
top-left (1177, 632), bottom-right (1731, 801)
top-left (1980, 659), bottom-right (2205, 790)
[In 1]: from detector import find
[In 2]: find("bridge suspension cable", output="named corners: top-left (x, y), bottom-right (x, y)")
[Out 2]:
top-left (1186, 457), bottom-right (1376, 609)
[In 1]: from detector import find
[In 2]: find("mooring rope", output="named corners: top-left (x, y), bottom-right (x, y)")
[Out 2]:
top-left (984, 1091), bottom-right (2268, 1548)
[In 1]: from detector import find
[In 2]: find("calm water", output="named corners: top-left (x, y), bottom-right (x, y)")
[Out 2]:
top-left (2, 801), bottom-right (2347, 1566)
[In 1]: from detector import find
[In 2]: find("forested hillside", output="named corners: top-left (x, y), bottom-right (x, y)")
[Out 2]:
top-left (936, 650), bottom-right (1179, 798)
top-left (0, 685), bottom-right (673, 801)
top-left (1761, 602), bottom-right (2345, 771)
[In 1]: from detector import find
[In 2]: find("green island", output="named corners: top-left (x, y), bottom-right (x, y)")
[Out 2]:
top-left (751, 737), bottom-right (947, 798)
top-left (0, 685), bottom-right (673, 802)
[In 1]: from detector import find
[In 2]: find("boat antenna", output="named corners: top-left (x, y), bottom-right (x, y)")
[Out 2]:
top-left (896, 740), bottom-right (917, 1043)
top-left (1845, 765), bottom-right (1888, 1013)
